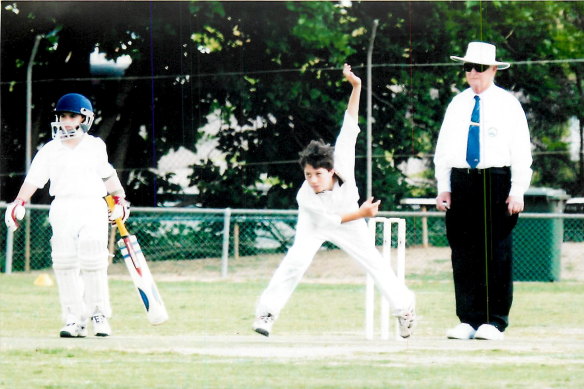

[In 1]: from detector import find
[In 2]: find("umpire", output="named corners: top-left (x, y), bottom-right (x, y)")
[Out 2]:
top-left (434, 42), bottom-right (533, 340)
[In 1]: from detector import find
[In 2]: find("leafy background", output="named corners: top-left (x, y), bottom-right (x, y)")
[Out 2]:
top-left (1, 1), bottom-right (582, 208)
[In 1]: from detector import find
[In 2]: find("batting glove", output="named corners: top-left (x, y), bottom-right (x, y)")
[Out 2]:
top-left (5, 199), bottom-right (26, 232)
top-left (108, 196), bottom-right (130, 223)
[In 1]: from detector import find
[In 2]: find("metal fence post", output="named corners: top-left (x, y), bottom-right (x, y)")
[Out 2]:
top-left (24, 213), bottom-right (31, 272)
top-left (221, 208), bottom-right (231, 278)
top-left (5, 229), bottom-right (14, 274)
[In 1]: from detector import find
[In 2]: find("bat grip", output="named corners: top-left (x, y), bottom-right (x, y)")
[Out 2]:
top-left (104, 195), bottom-right (130, 237)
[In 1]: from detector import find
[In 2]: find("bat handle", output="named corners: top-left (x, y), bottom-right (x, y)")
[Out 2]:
top-left (104, 195), bottom-right (130, 237)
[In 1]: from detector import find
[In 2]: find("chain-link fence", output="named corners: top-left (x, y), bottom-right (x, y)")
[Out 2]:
top-left (2, 204), bottom-right (583, 282)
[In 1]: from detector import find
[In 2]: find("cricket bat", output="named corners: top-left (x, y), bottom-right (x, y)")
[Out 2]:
top-left (105, 195), bottom-right (168, 325)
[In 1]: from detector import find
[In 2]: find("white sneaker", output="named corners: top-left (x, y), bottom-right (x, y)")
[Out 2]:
top-left (253, 313), bottom-right (274, 337)
top-left (474, 324), bottom-right (504, 340)
top-left (446, 323), bottom-right (476, 340)
top-left (60, 317), bottom-right (88, 338)
top-left (396, 306), bottom-right (416, 339)
top-left (91, 314), bottom-right (111, 337)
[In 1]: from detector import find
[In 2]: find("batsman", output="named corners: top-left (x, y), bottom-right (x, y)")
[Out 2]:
top-left (4, 93), bottom-right (130, 338)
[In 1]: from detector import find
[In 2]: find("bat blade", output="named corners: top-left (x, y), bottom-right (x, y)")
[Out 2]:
top-left (118, 235), bottom-right (168, 325)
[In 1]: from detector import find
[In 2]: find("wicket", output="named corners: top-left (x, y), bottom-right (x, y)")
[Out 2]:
top-left (365, 217), bottom-right (406, 340)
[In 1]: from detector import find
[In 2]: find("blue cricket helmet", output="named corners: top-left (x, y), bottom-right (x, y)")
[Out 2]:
top-left (52, 93), bottom-right (95, 139)
top-left (55, 93), bottom-right (93, 115)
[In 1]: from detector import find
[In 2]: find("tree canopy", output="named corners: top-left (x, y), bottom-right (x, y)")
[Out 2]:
top-left (1, 1), bottom-right (582, 208)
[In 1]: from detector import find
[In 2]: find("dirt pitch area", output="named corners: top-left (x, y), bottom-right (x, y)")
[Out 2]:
top-left (4, 333), bottom-right (584, 368)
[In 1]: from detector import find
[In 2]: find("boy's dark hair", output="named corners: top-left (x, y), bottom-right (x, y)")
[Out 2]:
top-left (298, 139), bottom-right (334, 170)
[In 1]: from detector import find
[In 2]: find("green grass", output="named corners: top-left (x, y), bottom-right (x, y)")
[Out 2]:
top-left (1, 273), bottom-right (584, 388)
top-left (3, 348), bottom-right (583, 389)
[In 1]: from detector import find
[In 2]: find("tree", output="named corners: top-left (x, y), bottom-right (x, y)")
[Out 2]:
top-left (2, 1), bottom-right (582, 211)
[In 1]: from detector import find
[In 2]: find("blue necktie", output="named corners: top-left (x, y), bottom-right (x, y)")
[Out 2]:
top-left (466, 95), bottom-right (480, 168)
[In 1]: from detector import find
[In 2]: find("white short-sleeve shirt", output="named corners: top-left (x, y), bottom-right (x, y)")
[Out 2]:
top-left (296, 111), bottom-right (361, 229)
top-left (25, 135), bottom-right (115, 198)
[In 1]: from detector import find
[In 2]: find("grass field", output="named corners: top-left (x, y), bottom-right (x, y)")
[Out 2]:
top-left (1, 252), bottom-right (584, 388)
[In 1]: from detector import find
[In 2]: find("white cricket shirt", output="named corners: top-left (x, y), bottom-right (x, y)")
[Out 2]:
top-left (25, 135), bottom-right (115, 198)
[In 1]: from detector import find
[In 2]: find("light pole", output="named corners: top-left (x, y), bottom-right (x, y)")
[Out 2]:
top-left (23, 34), bottom-right (43, 272)
top-left (366, 19), bottom-right (379, 199)
top-left (26, 35), bottom-right (43, 171)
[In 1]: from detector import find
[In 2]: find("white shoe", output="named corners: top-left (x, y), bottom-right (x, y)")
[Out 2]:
top-left (91, 314), bottom-right (111, 337)
top-left (474, 324), bottom-right (504, 340)
top-left (253, 313), bottom-right (275, 337)
top-left (396, 305), bottom-right (416, 339)
top-left (447, 323), bottom-right (476, 340)
top-left (60, 316), bottom-right (88, 338)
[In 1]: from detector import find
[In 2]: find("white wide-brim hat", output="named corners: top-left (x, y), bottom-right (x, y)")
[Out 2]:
top-left (450, 41), bottom-right (510, 70)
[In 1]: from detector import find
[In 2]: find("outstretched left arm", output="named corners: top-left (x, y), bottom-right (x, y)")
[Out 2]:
top-left (340, 197), bottom-right (380, 223)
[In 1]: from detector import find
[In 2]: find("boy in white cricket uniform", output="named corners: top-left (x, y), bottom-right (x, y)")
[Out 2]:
top-left (253, 65), bottom-right (416, 338)
top-left (4, 93), bottom-right (129, 338)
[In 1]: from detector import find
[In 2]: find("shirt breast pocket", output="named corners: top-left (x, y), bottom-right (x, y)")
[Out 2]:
top-left (483, 117), bottom-right (511, 154)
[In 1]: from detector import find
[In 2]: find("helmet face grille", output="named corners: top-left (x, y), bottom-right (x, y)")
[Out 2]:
top-left (51, 122), bottom-right (84, 140)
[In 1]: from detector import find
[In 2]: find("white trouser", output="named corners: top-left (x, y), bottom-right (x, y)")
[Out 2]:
top-left (256, 218), bottom-right (415, 318)
top-left (49, 197), bottom-right (111, 322)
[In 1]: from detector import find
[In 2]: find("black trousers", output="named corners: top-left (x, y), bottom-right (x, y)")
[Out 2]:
top-left (445, 167), bottom-right (518, 331)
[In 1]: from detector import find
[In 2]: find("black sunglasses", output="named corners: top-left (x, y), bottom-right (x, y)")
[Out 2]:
top-left (463, 63), bottom-right (490, 73)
